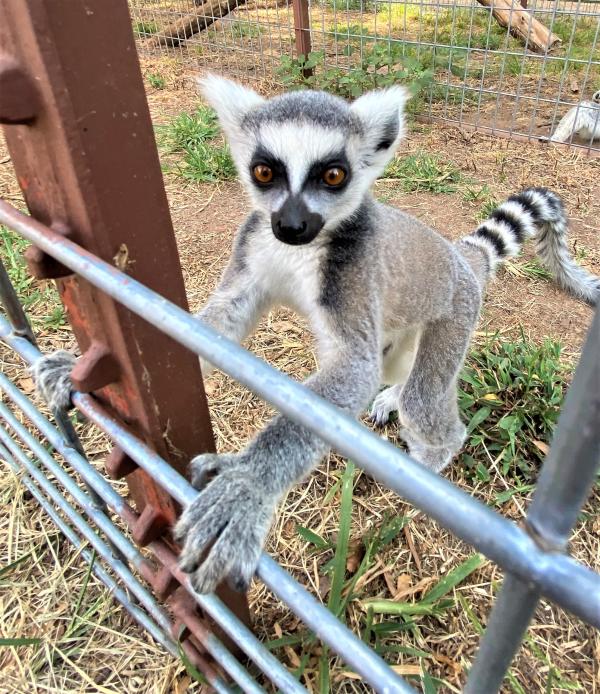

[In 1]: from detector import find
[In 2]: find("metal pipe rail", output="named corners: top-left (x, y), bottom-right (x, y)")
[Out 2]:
top-left (0, 315), bottom-right (413, 693)
top-left (0, 394), bottom-right (265, 694)
top-left (0, 200), bottom-right (599, 625)
top-left (0, 192), bottom-right (599, 693)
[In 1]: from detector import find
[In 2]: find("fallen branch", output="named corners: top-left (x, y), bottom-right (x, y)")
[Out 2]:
top-left (146, 0), bottom-right (246, 48)
top-left (477, 0), bottom-right (561, 53)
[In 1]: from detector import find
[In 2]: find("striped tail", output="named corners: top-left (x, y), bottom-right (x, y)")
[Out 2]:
top-left (459, 187), bottom-right (600, 307)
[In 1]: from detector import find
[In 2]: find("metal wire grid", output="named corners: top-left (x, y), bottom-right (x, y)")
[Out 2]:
top-left (1, 190), bottom-right (599, 692)
top-left (130, 0), bottom-right (600, 152)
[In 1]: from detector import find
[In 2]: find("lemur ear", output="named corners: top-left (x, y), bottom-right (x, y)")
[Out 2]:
top-left (350, 86), bottom-right (408, 166)
top-left (196, 73), bottom-right (264, 143)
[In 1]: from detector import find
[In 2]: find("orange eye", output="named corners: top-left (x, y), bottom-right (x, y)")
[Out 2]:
top-left (322, 167), bottom-right (346, 187)
top-left (253, 164), bottom-right (273, 184)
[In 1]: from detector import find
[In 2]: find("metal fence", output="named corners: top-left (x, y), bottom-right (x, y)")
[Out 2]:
top-left (1, 3), bottom-right (599, 694)
top-left (129, 0), bottom-right (600, 154)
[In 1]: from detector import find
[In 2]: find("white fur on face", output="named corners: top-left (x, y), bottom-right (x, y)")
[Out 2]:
top-left (257, 122), bottom-right (347, 194)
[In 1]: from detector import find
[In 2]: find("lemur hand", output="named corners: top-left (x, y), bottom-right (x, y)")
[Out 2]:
top-left (31, 350), bottom-right (77, 411)
top-left (174, 452), bottom-right (277, 594)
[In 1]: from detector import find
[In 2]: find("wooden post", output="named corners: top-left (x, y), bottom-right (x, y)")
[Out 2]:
top-left (292, 0), bottom-right (313, 75)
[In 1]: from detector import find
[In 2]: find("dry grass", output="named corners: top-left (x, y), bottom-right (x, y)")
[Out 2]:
top-left (1, 51), bottom-right (600, 694)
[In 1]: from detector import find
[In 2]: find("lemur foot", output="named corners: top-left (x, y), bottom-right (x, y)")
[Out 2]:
top-left (30, 350), bottom-right (77, 411)
top-left (369, 385), bottom-right (402, 427)
top-left (400, 427), bottom-right (459, 474)
top-left (175, 452), bottom-right (276, 594)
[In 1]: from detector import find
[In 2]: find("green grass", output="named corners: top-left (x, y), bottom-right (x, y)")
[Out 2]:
top-left (229, 20), bottom-right (265, 39)
top-left (0, 225), bottom-right (65, 329)
top-left (133, 20), bottom-right (157, 36)
top-left (503, 259), bottom-right (554, 282)
top-left (323, 5), bottom-right (600, 104)
top-left (157, 106), bottom-right (236, 183)
top-left (462, 184), bottom-right (499, 220)
top-left (459, 335), bottom-right (567, 487)
top-left (271, 462), bottom-right (485, 691)
top-left (384, 151), bottom-right (463, 193)
top-left (147, 72), bottom-right (166, 89)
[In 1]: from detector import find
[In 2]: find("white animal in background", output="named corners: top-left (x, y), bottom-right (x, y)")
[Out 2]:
top-left (550, 91), bottom-right (600, 143)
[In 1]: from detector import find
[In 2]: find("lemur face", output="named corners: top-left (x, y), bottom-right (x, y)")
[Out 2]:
top-left (593, 90), bottom-right (600, 104)
top-left (199, 74), bottom-right (408, 245)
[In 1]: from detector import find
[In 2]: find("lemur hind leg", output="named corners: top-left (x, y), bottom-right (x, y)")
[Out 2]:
top-left (398, 317), bottom-right (473, 473)
top-left (370, 327), bottom-right (420, 426)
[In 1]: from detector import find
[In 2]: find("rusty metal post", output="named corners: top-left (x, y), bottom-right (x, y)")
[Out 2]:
top-left (292, 0), bottom-right (313, 75)
top-left (0, 0), bottom-right (249, 631)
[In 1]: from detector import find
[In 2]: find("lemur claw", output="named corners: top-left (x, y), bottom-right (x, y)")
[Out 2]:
top-left (175, 452), bottom-right (274, 594)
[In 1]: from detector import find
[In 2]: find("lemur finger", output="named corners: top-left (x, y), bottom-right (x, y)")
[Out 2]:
top-left (173, 482), bottom-right (223, 540)
top-left (177, 513), bottom-right (228, 573)
top-left (189, 452), bottom-right (226, 489)
top-left (189, 528), bottom-right (238, 594)
top-left (30, 350), bottom-right (77, 411)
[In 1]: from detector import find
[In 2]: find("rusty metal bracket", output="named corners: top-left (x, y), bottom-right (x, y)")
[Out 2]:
top-left (105, 445), bottom-right (138, 480)
top-left (25, 222), bottom-right (73, 279)
top-left (70, 342), bottom-right (121, 393)
top-left (0, 55), bottom-right (39, 124)
top-left (0, 0), bottom-right (249, 645)
top-left (153, 565), bottom-right (180, 601)
top-left (132, 504), bottom-right (170, 546)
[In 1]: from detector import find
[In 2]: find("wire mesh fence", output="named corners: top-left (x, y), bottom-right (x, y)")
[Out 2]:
top-left (129, 0), bottom-right (600, 153)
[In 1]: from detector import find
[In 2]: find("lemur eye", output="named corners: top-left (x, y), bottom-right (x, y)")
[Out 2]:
top-left (322, 167), bottom-right (346, 187)
top-left (253, 164), bottom-right (273, 184)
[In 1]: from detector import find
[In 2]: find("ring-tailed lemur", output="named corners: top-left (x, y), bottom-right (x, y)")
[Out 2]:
top-left (32, 75), bottom-right (599, 595)
top-left (550, 90), bottom-right (600, 143)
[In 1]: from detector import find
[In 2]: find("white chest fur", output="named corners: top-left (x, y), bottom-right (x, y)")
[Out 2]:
top-left (246, 224), bottom-right (326, 317)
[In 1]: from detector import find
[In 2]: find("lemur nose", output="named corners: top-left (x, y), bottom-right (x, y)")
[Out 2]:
top-left (271, 196), bottom-right (324, 246)
top-left (276, 220), bottom-right (307, 235)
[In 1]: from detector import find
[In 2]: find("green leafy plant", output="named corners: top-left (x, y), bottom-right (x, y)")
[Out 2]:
top-left (0, 225), bottom-right (65, 329)
top-left (276, 46), bottom-right (433, 101)
top-left (157, 106), bottom-right (236, 183)
top-left (133, 20), bottom-right (157, 36)
top-left (459, 335), bottom-right (568, 484)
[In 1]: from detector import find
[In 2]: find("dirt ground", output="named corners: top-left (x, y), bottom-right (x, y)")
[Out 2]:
top-left (1, 52), bottom-right (600, 694)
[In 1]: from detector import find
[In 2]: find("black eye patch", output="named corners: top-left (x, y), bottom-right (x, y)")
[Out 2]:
top-left (304, 150), bottom-right (351, 194)
top-left (249, 145), bottom-right (288, 189)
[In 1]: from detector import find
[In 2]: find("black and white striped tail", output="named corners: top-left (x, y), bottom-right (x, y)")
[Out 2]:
top-left (461, 187), bottom-right (600, 306)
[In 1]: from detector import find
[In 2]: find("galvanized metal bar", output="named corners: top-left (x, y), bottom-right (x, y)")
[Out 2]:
top-left (0, 216), bottom-right (598, 628)
top-left (0, 257), bottom-right (122, 555)
top-left (0, 442), bottom-right (181, 660)
top-left (0, 430), bottom-right (233, 691)
top-left (0, 319), bottom-right (411, 693)
top-left (0, 258), bottom-right (36, 343)
top-left (0, 367), bottom-right (294, 694)
top-left (0, 425), bottom-right (172, 636)
top-left (0, 438), bottom-right (233, 694)
top-left (465, 307), bottom-right (600, 694)
top-left (464, 576), bottom-right (539, 694)
top-left (527, 308), bottom-right (600, 547)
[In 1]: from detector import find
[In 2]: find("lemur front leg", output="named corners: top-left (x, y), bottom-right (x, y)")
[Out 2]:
top-left (398, 317), bottom-right (474, 473)
top-left (175, 323), bottom-right (382, 594)
top-left (194, 259), bottom-right (270, 376)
